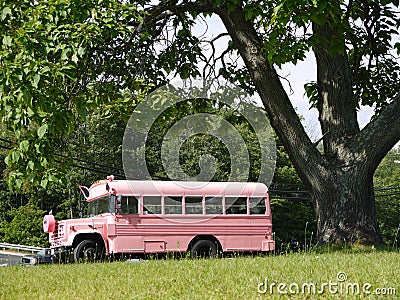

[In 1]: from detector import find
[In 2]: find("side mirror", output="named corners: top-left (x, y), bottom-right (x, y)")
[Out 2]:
top-left (116, 195), bottom-right (122, 210)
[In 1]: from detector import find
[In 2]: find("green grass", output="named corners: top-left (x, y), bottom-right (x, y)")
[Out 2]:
top-left (0, 250), bottom-right (399, 299)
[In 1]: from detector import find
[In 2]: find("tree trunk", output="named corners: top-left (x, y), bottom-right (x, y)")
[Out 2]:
top-left (311, 164), bottom-right (382, 245)
top-left (308, 21), bottom-right (382, 244)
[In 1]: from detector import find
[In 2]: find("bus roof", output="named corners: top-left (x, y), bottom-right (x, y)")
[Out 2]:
top-left (81, 178), bottom-right (269, 202)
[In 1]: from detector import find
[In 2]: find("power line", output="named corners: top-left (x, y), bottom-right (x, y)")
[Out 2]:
top-left (1, 138), bottom-right (400, 197)
top-left (270, 190), bottom-right (310, 194)
top-left (374, 186), bottom-right (400, 191)
top-left (0, 138), bottom-right (126, 176)
top-left (375, 192), bottom-right (400, 197)
top-left (0, 141), bottom-right (169, 180)
top-left (0, 144), bottom-right (11, 150)
top-left (1, 137), bottom-right (124, 172)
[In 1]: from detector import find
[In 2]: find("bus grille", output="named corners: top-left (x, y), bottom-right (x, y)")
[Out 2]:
top-left (50, 223), bottom-right (65, 246)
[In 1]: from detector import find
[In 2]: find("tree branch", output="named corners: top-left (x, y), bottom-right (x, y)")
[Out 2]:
top-left (215, 3), bottom-right (324, 188)
top-left (312, 20), bottom-right (360, 157)
top-left (355, 94), bottom-right (400, 172)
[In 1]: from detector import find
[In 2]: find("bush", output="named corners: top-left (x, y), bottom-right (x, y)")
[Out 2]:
top-left (270, 198), bottom-right (316, 252)
top-left (0, 204), bottom-right (48, 247)
top-left (376, 195), bottom-right (400, 246)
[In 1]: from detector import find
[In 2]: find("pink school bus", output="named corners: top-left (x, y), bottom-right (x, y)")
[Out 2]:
top-left (43, 176), bottom-right (274, 262)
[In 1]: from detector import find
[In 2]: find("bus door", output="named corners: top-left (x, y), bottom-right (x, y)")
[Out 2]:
top-left (113, 195), bottom-right (144, 252)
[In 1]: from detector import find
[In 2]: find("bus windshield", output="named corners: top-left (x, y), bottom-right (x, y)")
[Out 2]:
top-left (87, 196), bottom-right (114, 217)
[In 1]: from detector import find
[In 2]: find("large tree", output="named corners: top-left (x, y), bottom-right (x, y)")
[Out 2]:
top-left (1, 0), bottom-right (399, 245)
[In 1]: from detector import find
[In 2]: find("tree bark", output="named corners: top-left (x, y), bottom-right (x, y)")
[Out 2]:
top-left (311, 161), bottom-right (382, 244)
top-left (312, 21), bottom-right (360, 157)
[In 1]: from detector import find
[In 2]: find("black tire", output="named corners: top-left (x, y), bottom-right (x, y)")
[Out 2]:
top-left (73, 239), bottom-right (104, 263)
top-left (191, 240), bottom-right (218, 259)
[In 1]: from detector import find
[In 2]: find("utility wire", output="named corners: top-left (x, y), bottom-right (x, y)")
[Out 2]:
top-left (1, 139), bottom-right (400, 198)
top-left (0, 142), bottom-right (125, 178)
top-left (0, 141), bottom-right (167, 180)
top-left (0, 137), bottom-right (124, 173)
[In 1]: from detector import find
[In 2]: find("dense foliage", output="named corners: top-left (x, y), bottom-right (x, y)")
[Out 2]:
top-left (0, 0), bottom-right (146, 189)
top-left (0, 204), bottom-right (47, 246)
top-left (374, 150), bottom-right (400, 245)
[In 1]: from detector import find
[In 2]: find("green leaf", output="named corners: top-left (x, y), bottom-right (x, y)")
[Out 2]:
top-left (11, 150), bottom-right (20, 163)
top-left (15, 179), bottom-right (23, 190)
top-left (72, 54), bottom-right (78, 63)
top-left (27, 160), bottom-right (35, 170)
top-left (1, 7), bottom-right (11, 20)
top-left (32, 74), bottom-right (40, 88)
top-left (40, 178), bottom-right (48, 189)
top-left (35, 143), bottom-right (41, 154)
top-left (20, 140), bottom-right (29, 152)
top-left (37, 124), bottom-right (48, 139)
top-left (15, 130), bottom-right (21, 140)
top-left (61, 48), bottom-right (69, 60)
top-left (2, 35), bottom-right (12, 46)
top-left (49, 174), bottom-right (58, 182)
top-left (27, 107), bottom-right (35, 117)
top-left (77, 47), bottom-right (85, 56)
top-left (40, 157), bottom-right (48, 167)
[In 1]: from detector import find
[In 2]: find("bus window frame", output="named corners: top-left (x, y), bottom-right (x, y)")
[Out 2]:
top-left (184, 195), bottom-right (204, 215)
top-left (224, 196), bottom-right (248, 215)
top-left (205, 196), bottom-right (223, 215)
top-left (142, 195), bottom-right (162, 215)
top-left (117, 195), bottom-right (140, 215)
top-left (164, 195), bottom-right (183, 215)
top-left (121, 193), bottom-right (269, 217)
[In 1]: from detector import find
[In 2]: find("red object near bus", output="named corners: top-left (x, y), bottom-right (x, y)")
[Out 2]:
top-left (43, 176), bottom-right (274, 262)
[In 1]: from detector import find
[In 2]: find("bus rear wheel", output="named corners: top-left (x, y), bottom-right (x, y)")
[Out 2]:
top-left (191, 240), bottom-right (218, 259)
top-left (74, 239), bottom-right (104, 263)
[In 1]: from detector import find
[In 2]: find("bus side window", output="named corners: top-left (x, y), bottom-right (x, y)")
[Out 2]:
top-left (120, 196), bottom-right (139, 214)
top-left (249, 197), bottom-right (266, 215)
top-left (205, 197), bottom-right (222, 214)
top-left (143, 196), bottom-right (162, 214)
top-left (185, 196), bottom-right (203, 214)
top-left (225, 197), bottom-right (247, 214)
top-left (164, 196), bottom-right (182, 214)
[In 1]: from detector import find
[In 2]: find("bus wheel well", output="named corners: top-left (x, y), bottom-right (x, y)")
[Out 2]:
top-left (188, 235), bottom-right (222, 253)
top-left (72, 233), bottom-right (105, 250)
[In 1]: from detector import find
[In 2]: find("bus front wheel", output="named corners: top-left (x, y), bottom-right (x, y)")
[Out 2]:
top-left (191, 240), bottom-right (218, 259)
top-left (73, 239), bottom-right (103, 263)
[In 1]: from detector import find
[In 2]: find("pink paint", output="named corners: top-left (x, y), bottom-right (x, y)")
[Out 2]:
top-left (44, 177), bottom-right (274, 261)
